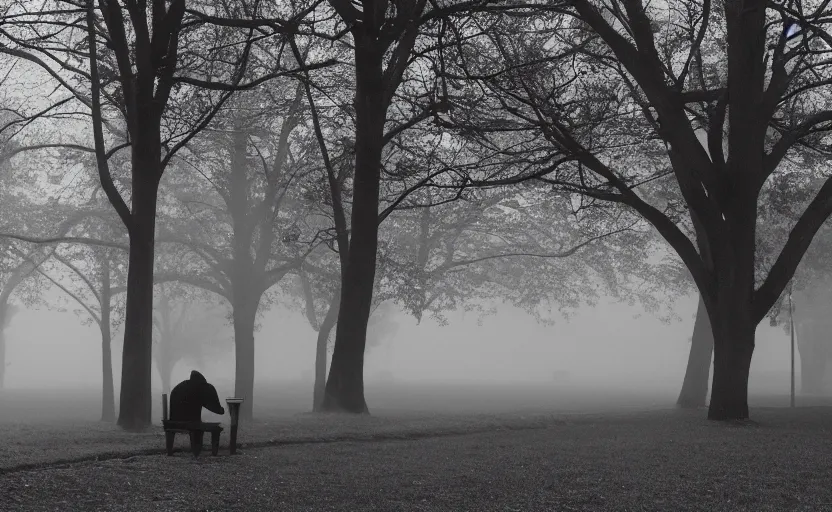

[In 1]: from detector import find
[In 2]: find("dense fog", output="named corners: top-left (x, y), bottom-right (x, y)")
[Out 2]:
top-left (6, 0), bottom-right (832, 508)
top-left (3, 289), bottom-right (797, 417)
top-left (1, 0), bottom-right (829, 430)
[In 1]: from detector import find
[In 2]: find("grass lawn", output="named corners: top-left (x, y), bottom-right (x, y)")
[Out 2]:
top-left (3, 406), bottom-right (832, 511)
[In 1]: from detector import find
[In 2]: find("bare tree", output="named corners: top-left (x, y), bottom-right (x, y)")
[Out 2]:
top-left (448, 0), bottom-right (832, 420)
top-left (152, 285), bottom-right (232, 395)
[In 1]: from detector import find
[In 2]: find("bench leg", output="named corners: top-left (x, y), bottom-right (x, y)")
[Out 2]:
top-left (190, 430), bottom-right (204, 458)
top-left (165, 431), bottom-right (176, 456)
top-left (211, 431), bottom-right (220, 456)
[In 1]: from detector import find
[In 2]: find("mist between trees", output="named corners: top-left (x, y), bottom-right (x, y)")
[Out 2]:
top-left (0, 0), bottom-right (831, 429)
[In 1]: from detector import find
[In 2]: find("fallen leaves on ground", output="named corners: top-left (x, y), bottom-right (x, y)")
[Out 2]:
top-left (2, 408), bottom-right (832, 511)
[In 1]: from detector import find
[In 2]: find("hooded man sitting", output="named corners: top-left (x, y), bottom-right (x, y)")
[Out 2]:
top-left (169, 370), bottom-right (225, 422)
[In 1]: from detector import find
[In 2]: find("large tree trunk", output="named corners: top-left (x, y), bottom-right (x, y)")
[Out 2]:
top-left (100, 256), bottom-right (115, 422)
top-left (314, 295), bottom-right (340, 412)
top-left (700, 174), bottom-right (759, 421)
top-left (233, 297), bottom-right (258, 422)
top-left (707, 296), bottom-right (756, 420)
top-left (322, 43), bottom-right (385, 414)
top-left (117, 175), bottom-right (160, 431)
top-left (677, 296), bottom-right (714, 408)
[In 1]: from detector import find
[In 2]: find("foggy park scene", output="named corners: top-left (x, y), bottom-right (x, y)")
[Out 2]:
top-left (3, 0), bottom-right (832, 509)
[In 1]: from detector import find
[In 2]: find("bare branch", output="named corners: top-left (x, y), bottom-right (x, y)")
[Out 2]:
top-left (172, 59), bottom-right (338, 91)
top-left (0, 233), bottom-right (129, 251)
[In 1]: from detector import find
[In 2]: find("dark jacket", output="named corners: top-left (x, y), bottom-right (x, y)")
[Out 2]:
top-left (169, 370), bottom-right (225, 422)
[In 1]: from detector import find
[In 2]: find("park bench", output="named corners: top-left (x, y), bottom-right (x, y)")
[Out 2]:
top-left (162, 420), bottom-right (223, 457)
top-left (161, 393), bottom-right (223, 457)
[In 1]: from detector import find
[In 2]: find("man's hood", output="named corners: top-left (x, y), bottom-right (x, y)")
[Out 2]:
top-left (189, 370), bottom-right (207, 384)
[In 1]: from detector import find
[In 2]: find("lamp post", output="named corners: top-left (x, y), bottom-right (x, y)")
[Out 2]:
top-left (226, 397), bottom-right (244, 454)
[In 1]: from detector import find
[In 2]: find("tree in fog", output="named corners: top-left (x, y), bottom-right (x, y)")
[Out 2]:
top-left (287, 178), bottom-right (657, 410)
top-left (290, 262), bottom-right (339, 411)
top-left (0, 0), bottom-right (235, 428)
top-left (0, 255), bottom-right (27, 389)
top-left (288, 266), bottom-right (400, 410)
top-left (678, 155), bottom-right (832, 406)
top-left (30, 159), bottom-right (132, 421)
top-left (84, 0), bottom-right (245, 429)
top-left (612, 155), bottom-right (718, 409)
top-left (764, 170), bottom-right (832, 394)
top-left (288, 259), bottom-right (405, 411)
top-left (290, 0), bottom-right (660, 413)
top-left (790, 277), bottom-right (832, 394)
top-left (376, 187), bottom-right (661, 326)
top-left (0, 75), bottom-right (100, 388)
top-left (289, 0), bottom-right (552, 413)
top-left (155, 82), bottom-right (319, 420)
top-left (2, 169), bottom-right (127, 421)
top-left (790, 243), bottom-right (832, 394)
top-left (0, 0), bottom-right (329, 428)
top-left (450, 1), bottom-right (832, 420)
top-left (38, 243), bottom-right (127, 421)
top-left (152, 284), bottom-right (233, 395)
top-left (0, 185), bottom-right (124, 391)
top-left (0, 193), bottom-right (47, 389)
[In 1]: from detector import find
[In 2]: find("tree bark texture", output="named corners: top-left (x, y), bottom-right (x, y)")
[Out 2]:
top-left (706, 295), bottom-right (756, 420)
top-left (696, 185), bottom-right (759, 421)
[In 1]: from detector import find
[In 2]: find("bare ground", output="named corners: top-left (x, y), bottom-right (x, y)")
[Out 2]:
top-left (3, 407), bottom-right (832, 511)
